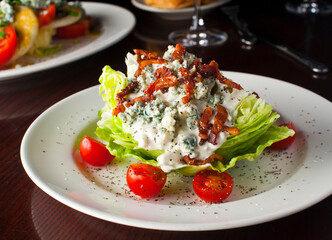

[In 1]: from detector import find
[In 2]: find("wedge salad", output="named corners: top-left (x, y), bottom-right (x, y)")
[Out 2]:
top-left (0, 0), bottom-right (92, 69)
top-left (80, 44), bottom-right (295, 203)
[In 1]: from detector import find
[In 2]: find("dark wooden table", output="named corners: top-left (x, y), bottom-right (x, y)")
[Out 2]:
top-left (1, 0), bottom-right (331, 239)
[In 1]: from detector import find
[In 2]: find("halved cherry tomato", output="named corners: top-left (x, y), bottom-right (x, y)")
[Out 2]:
top-left (55, 16), bottom-right (92, 38)
top-left (270, 122), bottom-right (296, 150)
top-left (79, 136), bottom-right (114, 166)
top-left (37, 3), bottom-right (56, 28)
top-left (127, 163), bottom-right (167, 198)
top-left (193, 170), bottom-right (233, 203)
top-left (0, 26), bottom-right (17, 68)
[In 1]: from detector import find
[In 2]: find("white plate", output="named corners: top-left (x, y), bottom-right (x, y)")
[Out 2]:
top-left (131, 0), bottom-right (231, 20)
top-left (0, 2), bottom-right (135, 81)
top-left (20, 72), bottom-right (332, 231)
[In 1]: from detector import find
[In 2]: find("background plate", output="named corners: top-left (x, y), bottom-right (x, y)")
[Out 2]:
top-left (21, 72), bottom-right (332, 231)
top-left (0, 2), bottom-right (135, 81)
top-left (131, 0), bottom-right (231, 20)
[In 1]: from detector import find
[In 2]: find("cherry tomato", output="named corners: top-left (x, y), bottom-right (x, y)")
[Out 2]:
top-left (37, 3), bottom-right (56, 28)
top-left (79, 136), bottom-right (114, 166)
top-left (55, 16), bottom-right (92, 38)
top-left (0, 25), bottom-right (17, 68)
top-left (193, 170), bottom-right (233, 203)
top-left (270, 122), bottom-right (296, 150)
top-left (127, 163), bottom-right (167, 198)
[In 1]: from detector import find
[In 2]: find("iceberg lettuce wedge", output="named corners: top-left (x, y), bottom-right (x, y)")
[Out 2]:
top-left (96, 66), bottom-right (294, 176)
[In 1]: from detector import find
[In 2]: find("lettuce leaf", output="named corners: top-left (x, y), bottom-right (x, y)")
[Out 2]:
top-left (96, 66), bottom-right (162, 167)
top-left (96, 66), bottom-right (295, 176)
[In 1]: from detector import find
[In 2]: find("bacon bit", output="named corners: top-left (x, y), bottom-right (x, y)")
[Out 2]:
top-left (116, 81), bottom-right (139, 99)
top-left (190, 59), bottom-right (201, 70)
top-left (160, 88), bottom-right (169, 93)
top-left (181, 76), bottom-right (196, 104)
top-left (202, 60), bottom-right (242, 90)
top-left (183, 155), bottom-right (198, 165)
top-left (141, 59), bottom-right (167, 69)
top-left (145, 67), bottom-right (178, 95)
top-left (252, 92), bottom-right (260, 98)
top-left (135, 59), bottom-right (168, 78)
top-left (154, 66), bottom-right (173, 78)
top-left (198, 107), bottom-right (213, 145)
top-left (112, 81), bottom-right (139, 116)
top-left (172, 44), bottom-right (186, 63)
top-left (133, 49), bottom-right (166, 77)
top-left (179, 66), bottom-right (190, 76)
top-left (223, 126), bottom-right (240, 135)
top-left (146, 76), bottom-right (178, 95)
top-left (112, 103), bottom-right (126, 116)
top-left (181, 72), bottom-right (195, 104)
top-left (182, 96), bottom-right (192, 104)
top-left (125, 95), bottom-right (155, 107)
top-left (215, 71), bottom-right (242, 90)
top-left (207, 154), bottom-right (224, 162)
top-left (200, 61), bottom-right (219, 78)
top-left (179, 67), bottom-right (201, 104)
top-left (181, 60), bottom-right (219, 104)
top-left (144, 81), bottom-right (157, 96)
top-left (133, 49), bottom-right (158, 63)
top-left (183, 153), bottom-right (224, 166)
top-left (189, 60), bottom-right (217, 79)
top-left (155, 75), bottom-right (178, 92)
top-left (208, 105), bottom-right (228, 145)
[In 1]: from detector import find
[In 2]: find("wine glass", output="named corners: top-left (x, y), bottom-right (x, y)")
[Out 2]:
top-left (286, 0), bottom-right (332, 14)
top-left (168, 0), bottom-right (228, 47)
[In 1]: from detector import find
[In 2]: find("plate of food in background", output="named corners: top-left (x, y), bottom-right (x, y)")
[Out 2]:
top-left (0, 1), bottom-right (135, 81)
top-left (131, 0), bottom-right (231, 20)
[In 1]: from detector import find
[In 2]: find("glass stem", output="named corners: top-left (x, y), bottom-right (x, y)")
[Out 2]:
top-left (190, 0), bottom-right (206, 33)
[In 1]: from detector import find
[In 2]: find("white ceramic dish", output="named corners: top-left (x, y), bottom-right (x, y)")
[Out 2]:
top-left (131, 0), bottom-right (231, 20)
top-left (21, 72), bottom-right (332, 231)
top-left (0, 2), bottom-right (135, 81)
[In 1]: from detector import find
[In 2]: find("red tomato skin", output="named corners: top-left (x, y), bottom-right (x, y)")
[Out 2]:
top-left (193, 170), bottom-right (233, 203)
top-left (79, 136), bottom-right (114, 166)
top-left (55, 16), bottom-right (92, 38)
top-left (270, 122), bottom-right (296, 150)
top-left (127, 163), bottom-right (167, 198)
top-left (37, 3), bottom-right (56, 28)
top-left (0, 26), bottom-right (17, 68)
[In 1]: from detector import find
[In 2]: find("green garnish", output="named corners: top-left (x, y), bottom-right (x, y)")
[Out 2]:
top-left (0, 21), bottom-right (9, 27)
top-left (69, 11), bottom-right (79, 17)
top-left (9, 0), bottom-right (22, 5)
top-left (0, 30), bottom-right (6, 38)
top-left (35, 45), bottom-right (62, 57)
